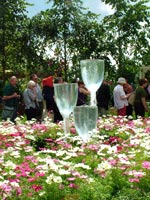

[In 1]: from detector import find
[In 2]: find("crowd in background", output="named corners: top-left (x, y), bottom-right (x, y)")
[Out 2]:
top-left (1, 74), bottom-right (150, 123)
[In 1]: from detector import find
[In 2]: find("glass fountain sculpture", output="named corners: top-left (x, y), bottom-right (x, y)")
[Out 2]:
top-left (80, 59), bottom-right (104, 106)
top-left (73, 105), bottom-right (98, 142)
top-left (54, 83), bottom-right (78, 134)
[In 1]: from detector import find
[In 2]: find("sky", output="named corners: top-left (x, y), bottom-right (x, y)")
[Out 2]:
top-left (26, 0), bottom-right (115, 20)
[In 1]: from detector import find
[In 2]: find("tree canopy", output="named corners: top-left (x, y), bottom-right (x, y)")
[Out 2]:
top-left (0, 0), bottom-right (149, 82)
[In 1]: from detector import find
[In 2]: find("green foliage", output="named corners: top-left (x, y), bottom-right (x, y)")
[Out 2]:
top-left (30, 124), bottom-right (61, 151)
top-left (102, 0), bottom-right (150, 78)
top-left (0, 0), bottom-right (149, 82)
top-left (0, 0), bottom-right (29, 80)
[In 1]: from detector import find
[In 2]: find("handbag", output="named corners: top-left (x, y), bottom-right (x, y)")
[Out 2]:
top-left (128, 92), bottom-right (135, 106)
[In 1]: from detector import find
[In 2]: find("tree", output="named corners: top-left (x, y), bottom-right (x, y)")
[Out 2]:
top-left (30, 0), bottom-right (112, 81)
top-left (0, 0), bottom-right (29, 82)
top-left (101, 0), bottom-right (150, 80)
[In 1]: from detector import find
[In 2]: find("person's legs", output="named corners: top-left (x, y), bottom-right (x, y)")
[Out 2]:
top-left (126, 104), bottom-right (133, 116)
top-left (36, 101), bottom-right (44, 122)
top-left (25, 108), bottom-right (37, 120)
top-left (134, 103), bottom-right (145, 118)
top-left (98, 107), bottom-right (107, 116)
top-left (117, 106), bottom-right (126, 116)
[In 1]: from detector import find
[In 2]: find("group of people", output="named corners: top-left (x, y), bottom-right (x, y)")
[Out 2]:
top-left (1, 74), bottom-right (150, 123)
top-left (77, 76), bottom-right (150, 119)
top-left (113, 77), bottom-right (149, 118)
top-left (1, 75), bottom-right (44, 122)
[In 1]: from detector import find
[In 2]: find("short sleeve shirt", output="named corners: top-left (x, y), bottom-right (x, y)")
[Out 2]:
top-left (113, 84), bottom-right (128, 110)
top-left (134, 87), bottom-right (147, 104)
top-left (3, 84), bottom-right (17, 107)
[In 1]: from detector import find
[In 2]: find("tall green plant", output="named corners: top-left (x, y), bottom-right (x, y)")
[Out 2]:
top-left (101, 0), bottom-right (150, 77)
top-left (0, 0), bottom-right (29, 82)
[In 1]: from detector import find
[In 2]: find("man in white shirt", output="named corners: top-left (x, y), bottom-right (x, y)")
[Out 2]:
top-left (113, 77), bottom-right (130, 116)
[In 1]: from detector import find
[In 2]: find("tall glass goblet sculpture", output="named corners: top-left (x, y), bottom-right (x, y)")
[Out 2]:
top-left (54, 83), bottom-right (78, 135)
top-left (73, 106), bottom-right (98, 142)
top-left (80, 59), bottom-right (104, 106)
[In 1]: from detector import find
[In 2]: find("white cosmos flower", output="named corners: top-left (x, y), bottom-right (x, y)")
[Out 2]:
top-left (97, 160), bottom-right (112, 171)
top-left (56, 150), bottom-right (66, 157)
top-left (0, 180), bottom-right (9, 186)
top-left (130, 139), bottom-right (140, 145)
top-left (57, 169), bottom-right (70, 175)
top-left (73, 163), bottom-right (91, 170)
top-left (46, 174), bottom-right (62, 184)
top-left (10, 182), bottom-right (19, 187)
top-left (39, 191), bottom-right (46, 196)
top-left (8, 170), bottom-right (16, 176)
top-left (3, 161), bottom-right (16, 169)
top-left (10, 151), bottom-right (20, 158)
top-left (25, 135), bottom-right (36, 141)
top-left (53, 176), bottom-right (62, 183)
top-left (46, 175), bottom-right (53, 185)
top-left (107, 146), bottom-right (117, 154)
top-left (87, 178), bottom-right (95, 183)
top-left (119, 158), bottom-right (131, 165)
top-left (24, 146), bottom-right (34, 152)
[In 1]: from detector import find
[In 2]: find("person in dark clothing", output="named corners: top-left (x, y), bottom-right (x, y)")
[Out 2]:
top-left (42, 76), bottom-right (63, 123)
top-left (2, 76), bottom-right (20, 122)
top-left (53, 77), bottom-right (63, 122)
top-left (134, 78), bottom-right (148, 118)
top-left (43, 86), bottom-right (55, 111)
top-left (77, 81), bottom-right (90, 106)
top-left (96, 80), bottom-right (111, 116)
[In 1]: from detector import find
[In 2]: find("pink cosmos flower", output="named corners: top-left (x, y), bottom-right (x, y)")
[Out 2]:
top-left (31, 184), bottom-right (43, 192)
top-left (142, 161), bottom-right (150, 169)
top-left (68, 183), bottom-right (79, 188)
top-left (28, 177), bottom-right (37, 182)
top-left (35, 172), bottom-right (45, 177)
top-left (1, 184), bottom-right (12, 193)
top-left (145, 127), bottom-right (150, 133)
top-left (70, 128), bottom-right (76, 134)
top-left (72, 171), bottom-right (80, 177)
top-left (109, 159), bottom-right (117, 166)
top-left (16, 187), bottom-right (22, 196)
top-left (88, 144), bottom-right (99, 151)
top-left (117, 145), bottom-right (123, 152)
top-left (45, 138), bottom-right (53, 142)
top-left (25, 156), bottom-right (38, 162)
top-left (129, 178), bottom-right (140, 182)
top-left (67, 177), bottom-right (76, 181)
top-left (32, 124), bottom-right (47, 131)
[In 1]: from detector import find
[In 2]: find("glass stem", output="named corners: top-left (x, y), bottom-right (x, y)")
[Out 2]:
top-left (64, 117), bottom-right (70, 135)
top-left (90, 92), bottom-right (96, 106)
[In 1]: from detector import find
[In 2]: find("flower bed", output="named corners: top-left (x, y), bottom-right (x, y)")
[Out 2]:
top-left (1, 116), bottom-right (150, 199)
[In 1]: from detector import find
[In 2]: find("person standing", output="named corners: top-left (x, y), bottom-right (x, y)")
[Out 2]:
top-left (113, 77), bottom-right (130, 116)
top-left (30, 74), bottom-right (43, 121)
top-left (23, 80), bottom-right (37, 120)
top-left (134, 78), bottom-right (148, 118)
top-left (53, 77), bottom-right (63, 123)
top-left (96, 80), bottom-right (111, 116)
top-left (124, 79), bottom-right (134, 116)
top-left (77, 81), bottom-right (90, 106)
top-left (2, 76), bottom-right (20, 122)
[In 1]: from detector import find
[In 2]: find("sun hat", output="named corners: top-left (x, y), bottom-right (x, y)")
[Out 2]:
top-left (117, 77), bottom-right (126, 84)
